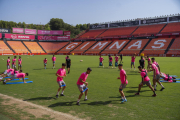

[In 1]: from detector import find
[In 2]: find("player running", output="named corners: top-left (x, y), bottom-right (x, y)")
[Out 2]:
top-left (43, 58), bottom-right (47, 69)
top-left (108, 55), bottom-right (113, 68)
top-left (66, 56), bottom-right (71, 74)
top-left (12, 56), bottom-right (17, 69)
top-left (52, 55), bottom-right (56, 69)
top-left (99, 55), bottom-right (104, 68)
top-left (131, 54), bottom-right (136, 70)
top-left (117, 64), bottom-right (128, 103)
top-left (135, 66), bottom-right (157, 96)
top-left (18, 56), bottom-right (22, 70)
top-left (115, 55), bottom-right (119, 68)
top-left (7, 57), bottom-right (11, 69)
top-left (56, 63), bottom-right (67, 98)
top-left (151, 58), bottom-right (160, 72)
top-left (139, 56), bottom-right (145, 69)
top-left (76, 67), bottom-right (92, 106)
top-left (149, 63), bottom-right (165, 91)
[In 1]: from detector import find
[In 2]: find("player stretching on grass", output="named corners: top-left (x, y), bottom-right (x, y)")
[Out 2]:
top-left (160, 72), bottom-right (177, 82)
top-left (108, 55), bottom-right (113, 68)
top-left (3, 71), bottom-right (28, 84)
top-left (18, 56), bottom-right (22, 70)
top-left (66, 56), bottom-right (71, 74)
top-left (76, 67), bottom-right (92, 106)
top-left (131, 54), bottom-right (136, 70)
top-left (149, 63), bottom-right (165, 91)
top-left (52, 55), bottom-right (56, 69)
top-left (56, 63), bottom-right (66, 98)
top-left (99, 55), bottom-right (104, 68)
top-left (43, 58), bottom-right (47, 69)
top-left (151, 58), bottom-right (160, 72)
top-left (12, 56), bottom-right (17, 69)
top-left (135, 66), bottom-right (157, 96)
top-left (7, 57), bottom-right (11, 69)
top-left (117, 64), bottom-right (128, 103)
top-left (115, 55), bottom-right (119, 68)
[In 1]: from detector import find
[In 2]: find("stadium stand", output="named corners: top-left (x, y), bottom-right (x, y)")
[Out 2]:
top-left (167, 38), bottom-right (180, 54)
top-left (101, 40), bottom-right (129, 54)
top-left (132, 24), bottom-right (165, 35)
top-left (0, 40), bottom-right (13, 53)
top-left (99, 26), bottom-right (137, 37)
top-left (120, 39), bottom-right (149, 55)
top-left (7, 41), bottom-right (29, 53)
top-left (78, 29), bottom-right (106, 39)
top-left (70, 41), bottom-right (97, 54)
top-left (39, 42), bottom-right (69, 53)
top-left (161, 22), bottom-right (180, 33)
top-left (85, 41), bottom-right (111, 54)
top-left (23, 41), bottom-right (45, 53)
top-left (57, 42), bottom-right (82, 54)
top-left (142, 38), bottom-right (172, 55)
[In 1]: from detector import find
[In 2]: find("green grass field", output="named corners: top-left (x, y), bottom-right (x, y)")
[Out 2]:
top-left (0, 55), bottom-right (180, 120)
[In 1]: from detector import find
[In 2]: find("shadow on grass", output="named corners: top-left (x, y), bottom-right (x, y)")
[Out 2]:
top-left (48, 101), bottom-right (76, 107)
top-left (24, 97), bottom-right (56, 101)
top-left (126, 90), bottom-right (150, 93)
top-left (126, 86), bottom-right (148, 88)
top-left (33, 69), bottom-right (43, 70)
top-left (48, 101), bottom-right (112, 107)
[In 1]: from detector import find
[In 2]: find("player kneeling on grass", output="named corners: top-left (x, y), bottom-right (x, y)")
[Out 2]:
top-left (117, 64), bottom-right (128, 103)
top-left (99, 55), bottom-right (104, 68)
top-left (135, 66), bottom-right (157, 96)
top-left (43, 58), bottom-right (47, 69)
top-left (160, 72), bottom-right (177, 82)
top-left (76, 67), bottom-right (92, 106)
top-left (3, 72), bottom-right (28, 84)
top-left (56, 63), bottom-right (67, 98)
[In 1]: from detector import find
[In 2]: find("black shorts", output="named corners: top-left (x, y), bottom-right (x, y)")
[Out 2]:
top-left (140, 65), bottom-right (144, 68)
top-left (67, 64), bottom-right (70, 68)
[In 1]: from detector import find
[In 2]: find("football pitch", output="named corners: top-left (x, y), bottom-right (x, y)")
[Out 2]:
top-left (0, 55), bottom-right (180, 120)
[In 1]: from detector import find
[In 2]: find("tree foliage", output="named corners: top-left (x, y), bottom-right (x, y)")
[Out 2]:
top-left (0, 18), bottom-right (89, 38)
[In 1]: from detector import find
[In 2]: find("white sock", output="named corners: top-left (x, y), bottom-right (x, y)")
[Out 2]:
top-left (57, 92), bottom-right (59, 95)
top-left (4, 80), bottom-right (6, 82)
top-left (124, 96), bottom-right (126, 100)
top-left (131, 68), bottom-right (132, 70)
top-left (85, 96), bottom-right (87, 99)
top-left (61, 91), bottom-right (64, 94)
top-left (160, 84), bottom-right (164, 88)
top-left (77, 99), bottom-right (80, 102)
top-left (154, 85), bottom-right (156, 89)
top-left (121, 97), bottom-right (124, 99)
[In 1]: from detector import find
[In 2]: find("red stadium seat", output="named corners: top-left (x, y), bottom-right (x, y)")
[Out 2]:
top-left (39, 42), bottom-right (69, 53)
top-left (132, 24), bottom-right (165, 35)
top-left (23, 41), bottom-right (45, 53)
top-left (142, 38), bottom-right (172, 55)
top-left (79, 29), bottom-right (106, 39)
top-left (101, 40), bottom-right (129, 54)
top-left (0, 40), bottom-right (13, 53)
top-left (85, 41), bottom-right (111, 54)
top-left (120, 39), bottom-right (149, 55)
top-left (57, 42), bottom-right (82, 53)
top-left (70, 41), bottom-right (97, 54)
top-left (7, 41), bottom-right (29, 53)
top-left (99, 26), bottom-right (137, 37)
top-left (161, 22), bottom-right (180, 33)
top-left (167, 38), bottom-right (180, 54)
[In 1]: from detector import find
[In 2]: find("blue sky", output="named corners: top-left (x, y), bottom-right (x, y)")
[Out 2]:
top-left (0, 0), bottom-right (180, 25)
